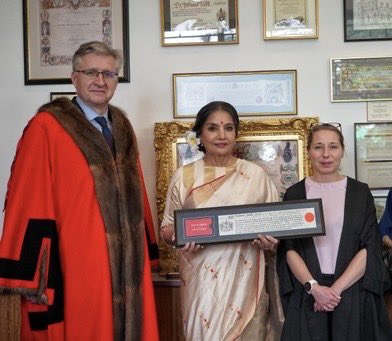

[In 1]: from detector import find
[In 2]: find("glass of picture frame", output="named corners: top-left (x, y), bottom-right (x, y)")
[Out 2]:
top-left (344, 0), bottom-right (392, 41)
top-left (263, 0), bottom-right (319, 40)
top-left (155, 117), bottom-right (318, 274)
top-left (173, 70), bottom-right (297, 118)
top-left (160, 0), bottom-right (239, 46)
top-left (354, 122), bottom-right (392, 190)
top-left (331, 57), bottom-right (392, 102)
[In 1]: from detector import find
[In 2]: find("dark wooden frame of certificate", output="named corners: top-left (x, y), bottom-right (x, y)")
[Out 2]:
top-left (160, 0), bottom-right (238, 46)
top-left (23, 0), bottom-right (130, 85)
top-left (344, 0), bottom-right (392, 42)
top-left (174, 199), bottom-right (325, 247)
top-left (354, 122), bottom-right (392, 189)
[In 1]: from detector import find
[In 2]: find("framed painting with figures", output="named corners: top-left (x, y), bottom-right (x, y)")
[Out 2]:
top-left (155, 117), bottom-right (318, 274)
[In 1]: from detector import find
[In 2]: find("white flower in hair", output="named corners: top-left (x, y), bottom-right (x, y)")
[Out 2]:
top-left (185, 131), bottom-right (200, 151)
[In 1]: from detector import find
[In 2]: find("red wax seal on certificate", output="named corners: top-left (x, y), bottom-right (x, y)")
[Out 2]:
top-left (304, 212), bottom-right (315, 223)
top-left (184, 217), bottom-right (213, 237)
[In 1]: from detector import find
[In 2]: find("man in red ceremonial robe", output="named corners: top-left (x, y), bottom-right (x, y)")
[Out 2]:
top-left (0, 41), bottom-right (159, 340)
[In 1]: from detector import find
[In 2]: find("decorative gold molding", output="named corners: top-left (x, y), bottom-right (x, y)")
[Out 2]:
top-left (155, 117), bottom-right (318, 274)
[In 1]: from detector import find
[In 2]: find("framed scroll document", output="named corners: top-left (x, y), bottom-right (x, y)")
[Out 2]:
top-left (331, 57), bottom-right (392, 102)
top-left (173, 70), bottom-right (297, 117)
top-left (160, 0), bottom-right (239, 46)
top-left (344, 0), bottom-right (392, 42)
top-left (263, 0), bottom-right (319, 40)
top-left (174, 199), bottom-right (325, 247)
top-left (23, 0), bottom-right (130, 84)
top-left (355, 122), bottom-right (392, 189)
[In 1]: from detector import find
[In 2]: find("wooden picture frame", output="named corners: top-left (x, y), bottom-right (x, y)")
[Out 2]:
top-left (23, 0), bottom-right (130, 85)
top-left (160, 0), bottom-right (239, 46)
top-left (263, 0), bottom-right (319, 40)
top-left (155, 117), bottom-right (318, 274)
top-left (173, 70), bottom-right (297, 118)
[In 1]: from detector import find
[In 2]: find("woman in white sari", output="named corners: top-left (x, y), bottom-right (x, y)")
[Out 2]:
top-left (161, 101), bottom-right (284, 340)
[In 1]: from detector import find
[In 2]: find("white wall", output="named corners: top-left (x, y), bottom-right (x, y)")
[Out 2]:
top-left (0, 0), bottom-right (390, 232)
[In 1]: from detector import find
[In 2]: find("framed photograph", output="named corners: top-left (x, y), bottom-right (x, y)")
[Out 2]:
top-left (173, 70), bottom-right (297, 118)
top-left (174, 199), bottom-right (325, 247)
top-left (50, 91), bottom-right (76, 101)
top-left (155, 117), bottom-right (317, 273)
top-left (331, 57), bottom-right (392, 102)
top-left (344, 0), bottom-right (392, 42)
top-left (367, 102), bottom-right (392, 122)
top-left (354, 122), bottom-right (392, 189)
top-left (160, 0), bottom-right (238, 46)
top-left (23, 0), bottom-right (130, 85)
top-left (374, 195), bottom-right (387, 222)
top-left (263, 0), bottom-right (319, 40)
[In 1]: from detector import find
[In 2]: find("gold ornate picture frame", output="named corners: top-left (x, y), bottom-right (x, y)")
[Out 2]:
top-left (155, 117), bottom-right (318, 274)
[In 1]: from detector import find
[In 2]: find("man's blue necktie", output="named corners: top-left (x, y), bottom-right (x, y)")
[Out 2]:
top-left (94, 116), bottom-right (115, 155)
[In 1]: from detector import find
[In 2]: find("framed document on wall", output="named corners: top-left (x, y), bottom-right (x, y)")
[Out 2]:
top-left (263, 0), bottom-right (319, 40)
top-left (355, 122), bottom-right (392, 189)
top-left (344, 0), bottom-right (392, 41)
top-left (331, 57), bottom-right (392, 102)
top-left (173, 70), bottom-right (297, 118)
top-left (23, 0), bottom-right (130, 84)
top-left (160, 0), bottom-right (239, 46)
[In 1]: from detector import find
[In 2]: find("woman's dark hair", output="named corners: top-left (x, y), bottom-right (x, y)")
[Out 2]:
top-left (192, 101), bottom-right (240, 153)
top-left (307, 123), bottom-right (345, 151)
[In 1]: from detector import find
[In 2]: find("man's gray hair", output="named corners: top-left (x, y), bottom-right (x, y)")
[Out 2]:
top-left (72, 41), bottom-right (123, 72)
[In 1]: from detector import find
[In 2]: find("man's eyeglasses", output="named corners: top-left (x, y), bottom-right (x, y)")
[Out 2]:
top-left (310, 122), bottom-right (342, 132)
top-left (74, 69), bottom-right (118, 80)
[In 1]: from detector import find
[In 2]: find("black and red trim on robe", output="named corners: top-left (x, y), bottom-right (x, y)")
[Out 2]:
top-left (0, 219), bottom-right (64, 330)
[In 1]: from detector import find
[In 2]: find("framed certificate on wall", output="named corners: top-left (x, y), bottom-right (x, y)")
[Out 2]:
top-left (355, 122), bottom-right (392, 189)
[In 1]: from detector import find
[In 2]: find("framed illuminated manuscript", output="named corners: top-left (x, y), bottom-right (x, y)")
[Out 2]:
top-left (23, 0), bottom-right (130, 84)
top-left (331, 57), bottom-right (392, 102)
top-left (160, 0), bottom-right (238, 46)
top-left (263, 0), bottom-right (319, 40)
top-left (155, 117), bottom-right (318, 274)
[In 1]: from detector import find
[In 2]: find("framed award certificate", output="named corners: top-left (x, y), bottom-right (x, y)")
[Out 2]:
top-left (174, 199), bottom-right (325, 247)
